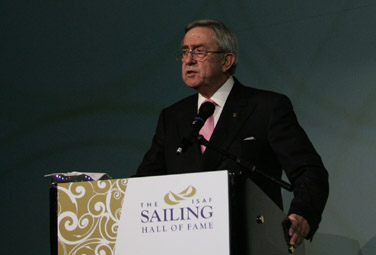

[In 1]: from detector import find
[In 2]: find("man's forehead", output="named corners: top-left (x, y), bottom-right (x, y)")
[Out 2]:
top-left (181, 43), bottom-right (205, 49)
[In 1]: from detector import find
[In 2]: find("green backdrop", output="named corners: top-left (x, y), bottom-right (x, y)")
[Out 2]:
top-left (1, 0), bottom-right (376, 254)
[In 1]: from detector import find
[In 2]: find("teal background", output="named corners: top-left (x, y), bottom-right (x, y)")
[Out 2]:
top-left (1, 0), bottom-right (376, 254)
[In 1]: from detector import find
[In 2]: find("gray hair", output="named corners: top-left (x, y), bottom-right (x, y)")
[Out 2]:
top-left (184, 19), bottom-right (238, 74)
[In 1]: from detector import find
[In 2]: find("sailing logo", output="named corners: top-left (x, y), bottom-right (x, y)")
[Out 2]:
top-left (164, 185), bottom-right (196, 205)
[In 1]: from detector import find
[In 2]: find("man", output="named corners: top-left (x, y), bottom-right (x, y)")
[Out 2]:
top-left (137, 20), bottom-right (329, 249)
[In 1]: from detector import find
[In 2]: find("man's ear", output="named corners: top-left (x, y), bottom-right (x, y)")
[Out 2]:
top-left (221, 53), bottom-right (235, 73)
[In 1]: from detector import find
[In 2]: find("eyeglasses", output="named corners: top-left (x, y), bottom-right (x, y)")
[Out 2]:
top-left (175, 48), bottom-right (226, 62)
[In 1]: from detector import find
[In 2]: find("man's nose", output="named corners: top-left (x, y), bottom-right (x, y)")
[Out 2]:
top-left (184, 52), bottom-right (196, 64)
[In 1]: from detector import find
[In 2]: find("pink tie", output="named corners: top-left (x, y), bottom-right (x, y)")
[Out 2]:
top-left (199, 99), bottom-right (216, 153)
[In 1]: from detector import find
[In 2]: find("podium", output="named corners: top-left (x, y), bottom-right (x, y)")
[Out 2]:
top-left (50, 170), bottom-right (305, 254)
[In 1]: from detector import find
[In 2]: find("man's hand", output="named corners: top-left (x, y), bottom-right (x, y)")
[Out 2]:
top-left (288, 214), bottom-right (310, 247)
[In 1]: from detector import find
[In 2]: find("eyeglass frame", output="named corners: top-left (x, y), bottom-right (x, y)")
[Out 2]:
top-left (175, 48), bottom-right (228, 62)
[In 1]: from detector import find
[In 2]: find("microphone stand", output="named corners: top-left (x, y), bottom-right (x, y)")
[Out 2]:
top-left (196, 135), bottom-right (294, 192)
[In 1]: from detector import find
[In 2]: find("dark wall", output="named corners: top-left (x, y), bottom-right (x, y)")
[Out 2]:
top-left (1, 1), bottom-right (376, 254)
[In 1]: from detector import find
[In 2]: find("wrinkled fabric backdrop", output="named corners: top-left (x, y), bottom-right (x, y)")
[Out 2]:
top-left (1, 0), bottom-right (375, 254)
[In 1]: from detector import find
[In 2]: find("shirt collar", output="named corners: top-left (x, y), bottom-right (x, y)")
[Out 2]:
top-left (198, 76), bottom-right (234, 109)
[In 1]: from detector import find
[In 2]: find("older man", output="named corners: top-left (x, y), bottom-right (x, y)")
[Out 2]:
top-left (137, 19), bottom-right (329, 249)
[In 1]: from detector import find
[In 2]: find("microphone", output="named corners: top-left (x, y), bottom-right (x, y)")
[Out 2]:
top-left (176, 101), bottom-right (215, 155)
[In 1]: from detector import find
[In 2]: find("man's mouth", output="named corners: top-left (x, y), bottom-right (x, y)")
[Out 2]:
top-left (186, 70), bottom-right (197, 75)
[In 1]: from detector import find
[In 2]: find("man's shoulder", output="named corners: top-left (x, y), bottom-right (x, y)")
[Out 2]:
top-left (234, 79), bottom-right (290, 103)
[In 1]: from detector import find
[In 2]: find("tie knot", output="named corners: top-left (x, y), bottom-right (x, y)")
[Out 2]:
top-left (202, 98), bottom-right (217, 106)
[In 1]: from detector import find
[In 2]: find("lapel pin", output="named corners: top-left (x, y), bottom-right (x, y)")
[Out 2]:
top-left (232, 113), bottom-right (238, 118)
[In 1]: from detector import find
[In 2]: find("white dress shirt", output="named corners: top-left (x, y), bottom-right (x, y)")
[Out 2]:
top-left (197, 76), bottom-right (234, 128)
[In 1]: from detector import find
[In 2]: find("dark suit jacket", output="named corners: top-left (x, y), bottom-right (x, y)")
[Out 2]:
top-left (137, 78), bottom-right (329, 238)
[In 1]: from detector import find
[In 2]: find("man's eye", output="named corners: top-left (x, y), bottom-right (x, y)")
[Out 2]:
top-left (182, 50), bottom-right (189, 55)
top-left (194, 49), bottom-right (206, 56)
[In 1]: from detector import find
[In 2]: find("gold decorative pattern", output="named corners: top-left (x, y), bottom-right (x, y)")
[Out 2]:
top-left (57, 179), bottom-right (128, 255)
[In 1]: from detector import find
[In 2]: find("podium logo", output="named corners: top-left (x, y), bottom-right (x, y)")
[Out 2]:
top-left (164, 185), bottom-right (197, 205)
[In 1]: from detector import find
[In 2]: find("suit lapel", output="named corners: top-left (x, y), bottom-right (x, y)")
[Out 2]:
top-left (175, 95), bottom-right (202, 171)
top-left (202, 80), bottom-right (256, 170)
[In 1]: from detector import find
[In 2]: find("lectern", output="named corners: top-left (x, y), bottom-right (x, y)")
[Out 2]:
top-left (50, 170), bottom-right (304, 254)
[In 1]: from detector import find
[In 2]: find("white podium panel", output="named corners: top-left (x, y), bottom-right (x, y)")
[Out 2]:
top-left (115, 170), bottom-right (230, 255)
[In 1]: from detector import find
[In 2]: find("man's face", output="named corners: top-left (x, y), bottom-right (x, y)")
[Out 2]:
top-left (181, 26), bottom-right (225, 92)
